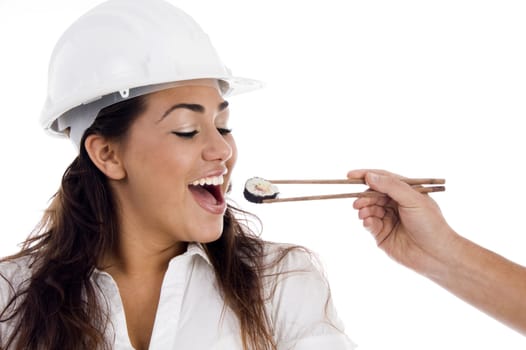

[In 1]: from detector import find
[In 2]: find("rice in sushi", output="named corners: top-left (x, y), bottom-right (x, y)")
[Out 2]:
top-left (244, 177), bottom-right (279, 203)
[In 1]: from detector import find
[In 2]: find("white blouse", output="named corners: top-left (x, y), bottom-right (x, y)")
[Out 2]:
top-left (0, 243), bottom-right (356, 349)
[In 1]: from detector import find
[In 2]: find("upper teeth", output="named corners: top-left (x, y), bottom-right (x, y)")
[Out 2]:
top-left (191, 175), bottom-right (224, 186)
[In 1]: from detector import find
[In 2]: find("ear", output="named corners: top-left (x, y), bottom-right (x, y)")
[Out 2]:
top-left (84, 134), bottom-right (126, 180)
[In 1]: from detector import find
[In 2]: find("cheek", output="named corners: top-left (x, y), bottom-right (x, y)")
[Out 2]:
top-left (123, 136), bottom-right (193, 189)
top-left (153, 149), bottom-right (195, 187)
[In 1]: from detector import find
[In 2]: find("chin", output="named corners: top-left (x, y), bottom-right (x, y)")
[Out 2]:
top-left (195, 234), bottom-right (223, 244)
top-left (192, 224), bottom-right (224, 244)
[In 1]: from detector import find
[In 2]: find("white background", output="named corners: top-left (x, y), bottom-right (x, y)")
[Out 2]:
top-left (1, 0), bottom-right (525, 349)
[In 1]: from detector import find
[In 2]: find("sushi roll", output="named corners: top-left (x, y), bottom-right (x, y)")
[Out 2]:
top-left (244, 177), bottom-right (279, 203)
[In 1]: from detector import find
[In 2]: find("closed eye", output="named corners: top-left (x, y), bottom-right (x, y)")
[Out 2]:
top-left (217, 128), bottom-right (232, 136)
top-left (172, 130), bottom-right (199, 138)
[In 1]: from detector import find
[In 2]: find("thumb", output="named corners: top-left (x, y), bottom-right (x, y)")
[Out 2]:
top-left (365, 172), bottom-right (420, 207)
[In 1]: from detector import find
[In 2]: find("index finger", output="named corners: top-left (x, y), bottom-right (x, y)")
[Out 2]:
top-left (347, 169), bottom-right (404, 181)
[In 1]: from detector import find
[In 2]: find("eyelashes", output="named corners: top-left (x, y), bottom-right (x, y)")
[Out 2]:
top-left (217, 128), bottom-right (233, 136)
top-left (172, 128), bottom-right (232, 139)
top-left (172, 130), bottom-right (199, 138)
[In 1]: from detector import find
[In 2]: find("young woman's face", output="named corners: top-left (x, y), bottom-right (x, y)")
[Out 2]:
top-left (113, 79), bottom-right (236, 245)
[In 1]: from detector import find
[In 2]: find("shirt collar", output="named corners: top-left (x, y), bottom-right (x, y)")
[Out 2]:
top-left (184, 242), bottom-right (212, 266)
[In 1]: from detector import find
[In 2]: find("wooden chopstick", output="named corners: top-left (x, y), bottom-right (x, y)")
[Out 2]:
top-left (262, 186), bottom-right (446, 203)
top-left (267, 178), bottom-right (445, 185)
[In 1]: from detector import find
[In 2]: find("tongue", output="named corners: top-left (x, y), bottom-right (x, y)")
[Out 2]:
top-left (189, 185), bottom-right (218, 205)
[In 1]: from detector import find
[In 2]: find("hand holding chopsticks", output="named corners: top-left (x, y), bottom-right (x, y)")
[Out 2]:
top-left (243, 177), bottom-right (445, 204)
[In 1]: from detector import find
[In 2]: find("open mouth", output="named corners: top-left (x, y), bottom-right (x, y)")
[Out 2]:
top-left (188, 183), bottom-right (224, 205)
top-left (188, 175), bottom-right (226, 213)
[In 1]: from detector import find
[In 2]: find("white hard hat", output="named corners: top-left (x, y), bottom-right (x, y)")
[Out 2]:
top-left (40, 0), bottom-right (263, 147)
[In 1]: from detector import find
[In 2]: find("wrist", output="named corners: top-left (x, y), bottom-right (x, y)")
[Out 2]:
top-left (416, 228), bottom-right (467, 281)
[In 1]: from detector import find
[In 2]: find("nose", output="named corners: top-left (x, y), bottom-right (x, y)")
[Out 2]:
top-left (202, 128), bottom-right (233, 162)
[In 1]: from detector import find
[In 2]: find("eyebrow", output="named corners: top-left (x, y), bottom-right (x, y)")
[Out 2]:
top-left (159, 100), bottom-right (229, 122)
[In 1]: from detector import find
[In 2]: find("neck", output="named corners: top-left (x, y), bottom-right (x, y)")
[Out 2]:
top-left (101, 230), bottom-right (188, 278)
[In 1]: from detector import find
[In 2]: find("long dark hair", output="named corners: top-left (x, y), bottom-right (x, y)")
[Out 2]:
top-left (0, 95), bottom-right (280, 349)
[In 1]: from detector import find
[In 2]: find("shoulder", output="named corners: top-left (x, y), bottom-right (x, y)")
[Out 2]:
top-left (261, 242), bottom-right (356, 349)
top-left (0, 256), bottom-right (33, 303)
top-left (262, 241), bottom-right (325, 277)
top-left (0, 256), bottom-right (33, 348)
top-left (0, 256), bottom-right (33, 280)
top-left (261, 241), bottom-right (330, 307)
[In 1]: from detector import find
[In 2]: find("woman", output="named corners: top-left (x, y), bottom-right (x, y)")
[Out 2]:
top-left (0, 0), bottom-right (355, 349)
